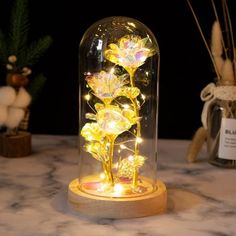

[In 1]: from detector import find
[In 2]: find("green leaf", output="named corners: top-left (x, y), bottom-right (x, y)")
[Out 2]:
top-left (9, 0), bottom-right (29, 58)
top-left (26, 73), bottom-right (47, 104)
top-left (24, 36), bottom-right (52, 66)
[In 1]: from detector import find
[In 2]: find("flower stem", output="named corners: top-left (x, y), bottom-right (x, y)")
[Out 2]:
top-left (106, 135), bottom-right (115, 186)
top-left (129, 71), bottom-right (141, 188)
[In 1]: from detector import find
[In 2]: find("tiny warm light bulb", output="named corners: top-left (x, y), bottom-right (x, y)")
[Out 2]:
top-left (84, 94), bottom-right (91, 101)
top-left (127, 22), bottom-right (136, 28)
top-left (110, 67), bottom-right (115, 74)
top-left (108, 121), bottom-right (116, 129)
top-left (97, 183), bottom-right (109, 193)
top-left (86, 145), bottom-right (92, 152)
top-left (141, 94), bottom-right (146, 100)
top-left (113, 162), bottom-right (119, 169)
top-left (136, 137), bottom-right (143, 144)
top-left (114, 183), bottom-right (124, 196)
top-left (120, 144), bottom-right (127, 149)
top-left (128, 155), bottom-right (134, 161)
top-left (99, 173), bottom-right (105, 180)
top-left (122, 104), bottom-right (130, 109)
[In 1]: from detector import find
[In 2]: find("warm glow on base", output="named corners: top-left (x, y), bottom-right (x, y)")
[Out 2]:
top-left (68, 178), bottom-right (167, 218)
top-left (79, 174), bottom-right (155, 198)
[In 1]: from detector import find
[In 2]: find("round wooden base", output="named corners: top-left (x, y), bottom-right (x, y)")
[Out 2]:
top-left (68, 178), bottom-right (167, 218)
top-left (0, 131), bottom-right (31, 157)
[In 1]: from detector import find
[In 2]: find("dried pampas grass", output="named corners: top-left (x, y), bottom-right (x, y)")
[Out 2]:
top-left (187, 0), bottom-right (236, 162)
top-left (222, 59), bottom-right (234, 83)
top-left (211, 21), bottom-right (223, 57)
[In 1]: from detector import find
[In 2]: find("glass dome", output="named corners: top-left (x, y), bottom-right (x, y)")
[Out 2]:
top-left (78, 16), bottom-right (159, 197)
top-left (69, 16), bottom-right (166, 218)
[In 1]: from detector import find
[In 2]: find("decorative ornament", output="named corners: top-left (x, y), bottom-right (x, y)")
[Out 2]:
top-left (0, 0), bottom-right (52, 157)
top-left (68, 16), bottom-right (167, 218)
top-left (187, 0), bottom-right (236, 168)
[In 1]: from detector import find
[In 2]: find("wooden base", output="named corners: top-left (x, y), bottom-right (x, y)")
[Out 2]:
top-left (68, 178), bottom-right (167, 218)
top-left (0, 131), bottom-right (31, 157)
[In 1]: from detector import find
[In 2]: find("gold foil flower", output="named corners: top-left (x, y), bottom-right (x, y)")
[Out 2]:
top-left (117, 155), bottom-right (146, 179)
top-left (86, 70), bottom-right (128, 104)
top-left (85, 142), bottom-right (108, 162)
top-left (96, 105), bottom-right (138, 135)
top-left (105, 35), bottom-right (157, 74)
top-left (115, 86), bottom-right (140, 99)
top-left (81, 122), bottom-right (105, 141)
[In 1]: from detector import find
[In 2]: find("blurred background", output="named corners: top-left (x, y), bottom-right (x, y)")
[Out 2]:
top-left (0, 0), bottom-right (235, 139)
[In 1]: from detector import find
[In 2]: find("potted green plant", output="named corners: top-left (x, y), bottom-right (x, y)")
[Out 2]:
top-left (0, 0), bottom-right (52, 157)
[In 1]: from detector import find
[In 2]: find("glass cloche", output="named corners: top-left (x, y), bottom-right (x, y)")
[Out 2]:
top-left (68, 16), bottom-right (166, 218)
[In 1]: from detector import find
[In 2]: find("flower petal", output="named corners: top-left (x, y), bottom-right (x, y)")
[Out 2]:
top-left (97, 108), bottom-right (132, 135)
top-left (115, 86), bottom-right (140, 99)
top-left (85, 142), bottom-right (108, 162)
top-left (81, 122), bottom-right (105, 141)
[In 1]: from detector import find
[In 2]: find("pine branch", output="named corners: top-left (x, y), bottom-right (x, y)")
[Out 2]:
top-left (27, 73), bottom-right (47, 104)
top-left (9, 0), bottom-right (29, 58)
top-left (24, 36), bottom-right (53, 67)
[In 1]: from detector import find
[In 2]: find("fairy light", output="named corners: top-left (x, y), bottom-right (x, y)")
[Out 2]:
top-left (99, 173), bottom-right (106, 180)
top-left (110, 67), bottom-right (115, 74)
top-left (85, 93), bottom-right (96, 113)
top-left (136, 137), bottom-right (143, 144)
top-left (128, 155), bottom-right (134, 162)
top-left (97, 183), bottom-right (109, 193)
top-left (141, 94), bottom-right (146, 100)
top-left (113, 162), bottom-right (119, 169)
top-left (122, 104), bottom-right (130, 109)
top-left (86, 145), bottom-right (92, 152)
top-left (87, 136), bottom-right (93, 141)
top-left (108, 121), bottom-right (116, 129)
top-left (127, 22), bottom-right (136, 28)
top-left (140, 94), bottom-right (146, 107)
top-left (119, 144), bottom-right (135, 153)
top-left (114, 183), bottom-right (124, 196)
top-left (120, 144), bottom-right (127, 149)
top-left (84, 94), bottom-right (91, 101)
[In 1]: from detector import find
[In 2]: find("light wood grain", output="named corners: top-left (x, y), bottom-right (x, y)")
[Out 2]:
top-left (68, 178), bottom-right (167, 218)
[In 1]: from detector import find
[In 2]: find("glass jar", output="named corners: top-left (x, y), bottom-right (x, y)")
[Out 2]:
top-left (207, 86), bottom-right (236, 168)
top-left (68, 16), bottom-right (166, 218)
top-left (78, 16), bottom-right (160, 197)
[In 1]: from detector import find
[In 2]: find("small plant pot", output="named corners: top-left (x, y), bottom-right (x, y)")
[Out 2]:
top-left (0, 131), bottom-right (31, 157)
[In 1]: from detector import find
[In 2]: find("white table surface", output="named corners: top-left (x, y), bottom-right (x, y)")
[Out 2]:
top-left (0, 135), bottom-right (235, 236)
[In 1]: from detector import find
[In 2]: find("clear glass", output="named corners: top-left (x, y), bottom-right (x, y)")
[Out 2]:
top-left (78, 16), bottom-right (160, 198)
top-left (207, 98), bottom-right (236, 168)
